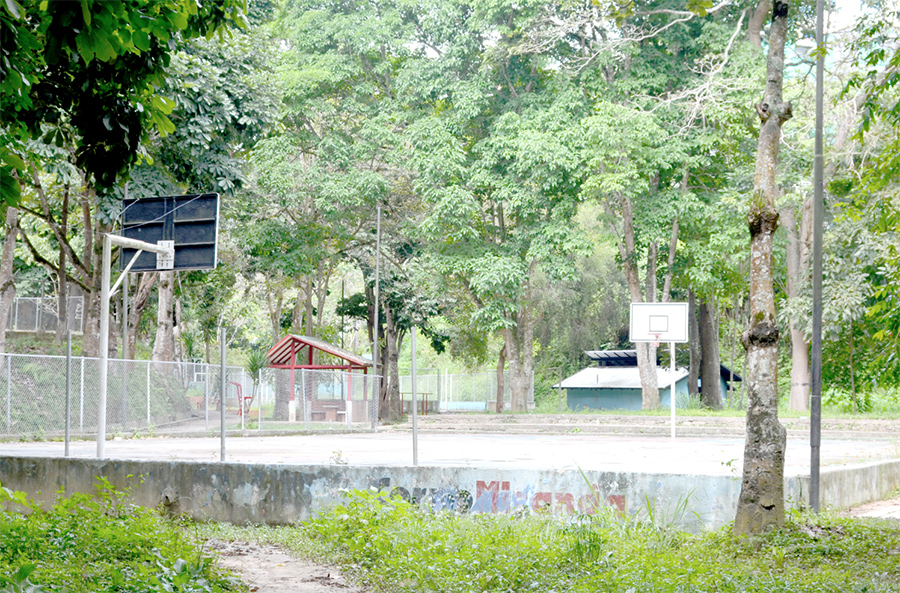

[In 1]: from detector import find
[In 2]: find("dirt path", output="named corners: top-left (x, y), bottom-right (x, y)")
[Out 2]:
top-left (842, 496), bottom-right (900, 520)
top-left (208, 541), bottom-right (369, 593)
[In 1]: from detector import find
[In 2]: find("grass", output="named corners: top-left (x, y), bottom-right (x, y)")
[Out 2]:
top-left (0, 480), bottom-right (244, 592)
top-left (3, 480), bottom-right (897, 592)
top-left (197, 488), bottom-right (900, 593)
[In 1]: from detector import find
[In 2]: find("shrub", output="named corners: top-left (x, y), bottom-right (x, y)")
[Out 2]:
top-left (0, 480), bottom-right (243, 592)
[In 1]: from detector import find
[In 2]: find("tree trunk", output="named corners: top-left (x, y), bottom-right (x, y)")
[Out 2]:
top-left (0, 208), bottom-right (19, 357)
top-left (82, 288), bottom-right (101, 357)
top-left (688, 291), bottom-right (700, 397)
top-left (729, 299), bottom-right (739, 408)
top-left (173, 295), bottom-right (184, 363)
top-left (849, 321), bottom-right (858, 412)
top-left (273, 369), bottom-right (290, 421)
top-left (499, 296), bottom-right (535, 413)
top-left (56, 246), bottom-right (67, 343)
top-left (603, 192), bottom-right (659, 408)
top-left (781, 203), bottom-right (811, 411)
top-left (662, 217), bottom-right (679, 302)
top-left (380, 302), bottom-right (402, 421)
top-left (734, 0), bottom-right (790, 537)
top-left (266, 282), bottom-right (284, 343)
top-left (81, 234), bottom-right (107, 357)
top-left (747, 0), bottom-right (771, 48)
top-left (699, 299), bottom-right (723, 410)
top-left (127, 273), bottom-right (158, 357)
top-left (152, 271), bottom-right (176, 362)
top-left (494, 343), bottom-right (506, 414)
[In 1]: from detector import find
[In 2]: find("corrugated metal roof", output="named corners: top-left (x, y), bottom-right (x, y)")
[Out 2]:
top-left (555, 366), bottom-right (689, 389)
top-left (584, 350), bottom-right (637, 361)
top-left (584, 350), bottom-right (638, 367)
top-left (266, 334), bottom-right (371, 368)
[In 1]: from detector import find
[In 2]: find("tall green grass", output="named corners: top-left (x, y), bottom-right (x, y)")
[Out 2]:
top-left (0, 480), bottom-right (243, 592)
top-left (202, 488), bottom-right (900, 593)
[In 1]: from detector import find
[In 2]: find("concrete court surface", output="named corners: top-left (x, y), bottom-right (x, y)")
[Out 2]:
top-left (0, 431), bottom-right (897, 476)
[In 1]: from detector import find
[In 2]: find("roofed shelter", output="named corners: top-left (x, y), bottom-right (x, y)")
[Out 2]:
top-left (555, 349), bottom-right (742, 411)
top-left (266, 335), bottom-right (372, 424)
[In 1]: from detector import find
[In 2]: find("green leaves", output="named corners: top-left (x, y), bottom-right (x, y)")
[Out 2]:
top-left (1, 0), bottom-right (248, 197)
top-left (0, 484), bottom-right (235, 592)
top-left (3, 0), bottom-right (22, 19)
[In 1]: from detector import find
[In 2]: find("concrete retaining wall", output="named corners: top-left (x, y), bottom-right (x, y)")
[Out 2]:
top-left (1, 456), bottom-right (897, 531)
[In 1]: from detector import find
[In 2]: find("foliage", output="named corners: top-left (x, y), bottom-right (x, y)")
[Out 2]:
top-left (0, 480), bottom-right (242, 592)
top-left (822, 386), bottom-right (900, 415)
top-left (845, 9), bottom-right (900, 193)
top-left (0, 0), bottom-right (247, 203)
top-left (207, 488), bottom-right (900, 593)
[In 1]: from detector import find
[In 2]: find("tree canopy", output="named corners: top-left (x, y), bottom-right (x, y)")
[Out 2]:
top-left (0, 0), bottom-right (246, 204)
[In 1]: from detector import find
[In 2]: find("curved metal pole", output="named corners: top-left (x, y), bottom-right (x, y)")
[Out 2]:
top-left (97, 234), bottom-right (174, 458)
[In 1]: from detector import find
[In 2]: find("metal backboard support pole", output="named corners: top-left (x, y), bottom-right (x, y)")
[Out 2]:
top-left (810, 0), bottom-right (825, 512)
top-left (97, 234), bottom-right (173, 459)
top-left (220, 325), bottom-right (226, 462)
top-left (411, 327), bottom-right (418, 467)
top-left (65, 330), bottom-right (71, 457)
top-left (670, 341), bottom-right (676, 439)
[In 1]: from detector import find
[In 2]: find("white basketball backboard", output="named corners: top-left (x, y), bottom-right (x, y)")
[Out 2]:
top-left (629, 302), bottom-right (689, 343)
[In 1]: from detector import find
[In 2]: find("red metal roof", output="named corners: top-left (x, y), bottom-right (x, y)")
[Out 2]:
top-left (266, 334), bottom-right (371, 370)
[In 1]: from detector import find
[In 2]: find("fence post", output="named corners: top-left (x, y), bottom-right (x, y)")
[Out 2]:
top-left (302, 370), bottom-right (308, 430)
top-left (5, 354), bottom-right (10, 433)
top-left (79, 357), bottom-right (84, 432)
top-left (205, 364), bottom-right (209, 431)
top-left (146, 361), bottom-right (150, 426)
top-left (346, 372), bottom-right (352, 428)
top-left (65, 331), bottom-right (71, 457)
top-left (120, 359), bottom-right (127, 429)
top-left (220, 326), bottom-right (226, 462)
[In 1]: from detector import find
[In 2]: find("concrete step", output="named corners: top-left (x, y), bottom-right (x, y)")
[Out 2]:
top-left (385, 414), bottom-right (899, 440)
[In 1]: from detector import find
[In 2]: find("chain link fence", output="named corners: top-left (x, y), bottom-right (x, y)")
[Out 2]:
top-left (0, 352), bottom-right (532, 442)
top-left (0, 353), bottom-right (250, 439)
top-left (0, 354), bottom-right (381, 441)
top-left (248, 368), bottom-right (380, 430)
top-left (7, 296), bottom-right (84, 333)
top-left (399, 371), bottom-right (535, 412)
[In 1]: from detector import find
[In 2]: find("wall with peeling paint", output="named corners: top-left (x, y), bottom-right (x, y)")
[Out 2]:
top-left (1, 456), bottom-right (897, 531)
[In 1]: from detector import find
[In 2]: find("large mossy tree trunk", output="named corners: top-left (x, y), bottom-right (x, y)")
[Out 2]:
top-left (734, 0), bottom-right (791, 536)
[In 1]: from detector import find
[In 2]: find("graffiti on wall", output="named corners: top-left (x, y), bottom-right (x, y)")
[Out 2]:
top-left (371, 477), bottom-right (625, 516)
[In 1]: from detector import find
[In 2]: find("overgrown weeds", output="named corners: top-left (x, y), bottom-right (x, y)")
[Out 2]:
top-left (202, 489), bottom-right (900, 593)
top-left (0, 480), bottom-right (243, 592)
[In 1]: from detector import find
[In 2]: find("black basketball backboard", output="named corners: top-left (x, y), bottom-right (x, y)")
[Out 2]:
top-left (120, 193), bottom-right (219, 272)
